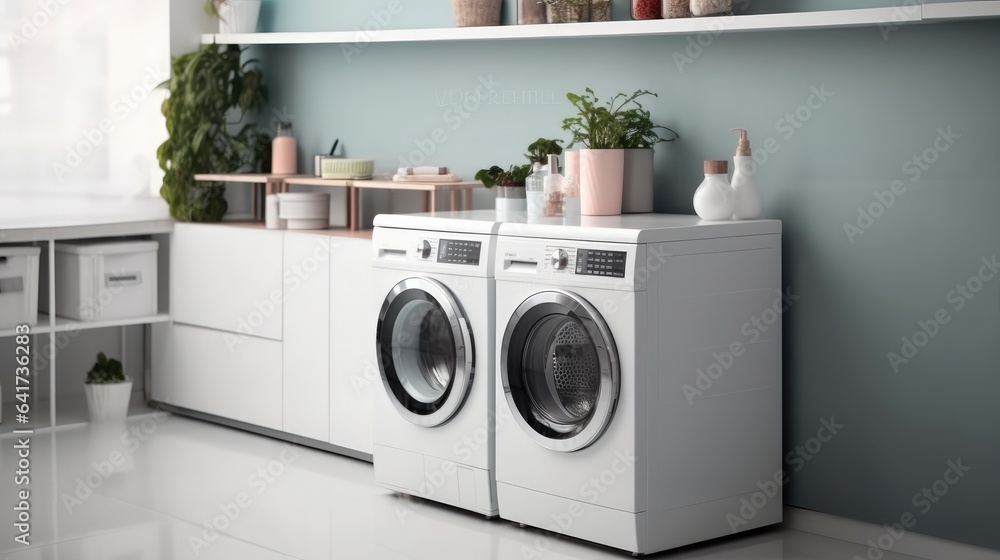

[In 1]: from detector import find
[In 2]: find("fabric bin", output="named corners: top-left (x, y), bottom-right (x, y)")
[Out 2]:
top-left (52, 240), bottom-right (159, 321)
top-left (0, 246), bottom-right (41, 329)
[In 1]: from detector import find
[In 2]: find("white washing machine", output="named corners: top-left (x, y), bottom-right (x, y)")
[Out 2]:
top-left (371, 211), bottom-right (502, 517)
top-left (494, 214), bottom-right (783, 555)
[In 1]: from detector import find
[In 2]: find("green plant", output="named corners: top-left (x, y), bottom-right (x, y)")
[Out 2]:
top-left (157, 44), bottom-right (271, 222)
top-left (525, 138), bottom-right (564, 164)
top-left (475, 164), bottom-right (532, 189)
top-left (562, 88), bottom-right (678, 149)
top-left (204, 0), bottom-right (224, 17)
top-left (86, 353), bottom-right (126, 385)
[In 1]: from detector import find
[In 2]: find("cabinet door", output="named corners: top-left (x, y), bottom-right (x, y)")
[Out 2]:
top-left (282, 233), bottom-right (330, 441)
top-left (151, 323), bottom-right (282, 430)
top-left (171, 223), bottom-right (283, 340)
top-left (329, 237), bottom-right (377, 455)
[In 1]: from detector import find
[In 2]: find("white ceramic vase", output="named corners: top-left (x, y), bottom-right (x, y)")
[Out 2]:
top-left (218, 0), bottom-right (261, 34)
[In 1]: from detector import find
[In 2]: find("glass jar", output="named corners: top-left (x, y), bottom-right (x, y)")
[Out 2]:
top-left (526, 162), bottom-right (546, 218)
top-left (631, 0), bottom-right (661, 19)
top-left (662, 0), bottom-right (692, 18)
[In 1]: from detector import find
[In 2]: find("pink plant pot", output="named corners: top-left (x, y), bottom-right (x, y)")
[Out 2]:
top-left (580, 149), bottom-right (624, 216)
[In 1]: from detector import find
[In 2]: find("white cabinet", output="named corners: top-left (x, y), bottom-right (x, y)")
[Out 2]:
top-left (171, 223), bottom-right (283, 340)
top-left (282, 233), bottom-right (330, 441)
top-left (329, 236), bottom-right (377, 455)
top-left (151, 323), bottom-right (282, 430)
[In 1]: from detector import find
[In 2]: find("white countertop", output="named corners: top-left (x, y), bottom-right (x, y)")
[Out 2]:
top-left (0, 194), bottom-right (173, 242)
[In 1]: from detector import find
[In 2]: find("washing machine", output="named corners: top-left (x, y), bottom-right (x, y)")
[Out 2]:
top-left (371, 210), bottom-right (502, 518)
top-left (494, 214), bottom-right (783, 555)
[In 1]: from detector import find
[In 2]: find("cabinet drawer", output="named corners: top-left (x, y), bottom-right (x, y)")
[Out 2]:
top-left (152, 323), bottom-right (282, 431)
top-left (171, 223), bottom-right (283, 340)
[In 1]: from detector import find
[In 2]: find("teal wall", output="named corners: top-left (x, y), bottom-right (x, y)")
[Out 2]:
top-left (252, 1), bottom-right (1000, 550)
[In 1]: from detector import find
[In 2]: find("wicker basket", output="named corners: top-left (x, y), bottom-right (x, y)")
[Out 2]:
top-left (452, 0), bottom-right (503, 26)
top-left (545, 0), bottom-right (610, 23)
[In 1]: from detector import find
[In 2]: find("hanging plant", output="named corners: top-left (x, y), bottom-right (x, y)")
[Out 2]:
top-left (157, 44), bottom-right (271, 222)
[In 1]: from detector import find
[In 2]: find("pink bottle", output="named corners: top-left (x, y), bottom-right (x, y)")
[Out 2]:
top-left (272, 122), bottom-right (297, 174)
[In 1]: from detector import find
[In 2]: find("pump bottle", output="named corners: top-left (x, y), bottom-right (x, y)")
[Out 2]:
top-left (730, 128), bottom-right (762, 220)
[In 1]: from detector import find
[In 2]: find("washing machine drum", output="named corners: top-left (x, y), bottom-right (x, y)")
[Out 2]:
top-left (377, 277), bottom-right (474, 428)
top-left (502, 290), bottom-right (620, 452)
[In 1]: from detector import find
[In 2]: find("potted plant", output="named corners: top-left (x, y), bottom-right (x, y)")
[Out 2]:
top-left (620, 91), bottom-right (678, 213)
top-left (157, 44), bottom-right (271, 222)
top-left (526, 138), bottom-right (564, 164)
top-left (475, 164), bottom-right (532, 212)
top-left (452, 0), bottom-right (502, 27)
top-left (205, 0), bottom-right (261, 34)
top-left (84, 353), bottom-right (132, 423)
top-left (562, 88), bottom-right (629, 216)
top-left (563, 88), bottom-right (677, 215)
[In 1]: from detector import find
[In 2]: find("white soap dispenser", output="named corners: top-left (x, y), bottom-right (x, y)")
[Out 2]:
top-left (730, 128), bottom-right (762, 220)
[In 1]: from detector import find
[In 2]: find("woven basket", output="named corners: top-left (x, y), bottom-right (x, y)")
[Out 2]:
top-left (452, 0), bottom-right (503, 26)
top-left (545, 0), bottom-right (610, 23)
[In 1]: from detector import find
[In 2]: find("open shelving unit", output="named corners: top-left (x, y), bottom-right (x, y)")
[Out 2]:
top-left (200, 2), bottom-right (1000, 46)
top-left (0, 219), bottom-right (173, 436)
top-left (195, 173), bottom-right (480, 230)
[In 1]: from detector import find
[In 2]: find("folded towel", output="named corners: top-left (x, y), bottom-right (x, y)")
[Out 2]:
top-left (392, 173), bottom-right (463, 183)
top-left (397, 166), bottom-right (450, 176)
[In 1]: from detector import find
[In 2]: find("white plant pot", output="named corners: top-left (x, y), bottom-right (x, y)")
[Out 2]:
top-left (218, 0), bottom-right (261, 34)
top-left (85, 379), bottom-right (133, 423)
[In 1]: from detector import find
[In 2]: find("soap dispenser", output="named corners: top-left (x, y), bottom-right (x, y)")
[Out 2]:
top-left (730, 128), bottom-right (762, 220)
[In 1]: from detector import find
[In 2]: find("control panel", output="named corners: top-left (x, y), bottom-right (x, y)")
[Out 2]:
top-left (575, 249), bottom-right (627, 278)
top-left (427, 238), bottom-right (482, 265)
top-left (543, 246), bottom-right (627, 278)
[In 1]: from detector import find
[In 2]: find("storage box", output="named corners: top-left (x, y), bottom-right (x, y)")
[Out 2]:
top-left (277, 192), bottom-right (330, 230)
top-left (52, 240), bottom-right (159, 321)
top-left (0, 246), bottom-right (41, 329)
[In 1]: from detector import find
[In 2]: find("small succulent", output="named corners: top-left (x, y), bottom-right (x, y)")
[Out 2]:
top-left (474, 164), bottom-right (532, 189)
top-left (86, 352), bottom-right (126, 384)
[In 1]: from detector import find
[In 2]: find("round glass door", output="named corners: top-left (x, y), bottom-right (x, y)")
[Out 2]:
top-left (377, 278), bottom-right (474, 427)
top-left (501, 290), bottom-right (620, 452)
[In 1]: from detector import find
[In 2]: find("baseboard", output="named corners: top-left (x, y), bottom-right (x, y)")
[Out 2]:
top-left (784, 506), bottom-right (1000, 560)
top-left (151, 401), bottom-right (374, 463)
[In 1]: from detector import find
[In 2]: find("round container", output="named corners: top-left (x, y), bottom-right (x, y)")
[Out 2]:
top-left (277, 192), bottom-right (330, 230)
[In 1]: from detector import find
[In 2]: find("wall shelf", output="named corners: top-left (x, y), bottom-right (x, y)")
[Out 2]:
top-left (195, 173), bottom-right (480, 230)
top-left (200, 2), bottom-right (1000, 46)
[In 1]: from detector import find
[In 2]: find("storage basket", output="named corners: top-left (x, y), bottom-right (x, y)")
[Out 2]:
top-left (0, 246), bottom-right (40, 329)
top-left (44, 240), bottom-right (159, 321)
top-left (451, 0), bottom-right (503, 27)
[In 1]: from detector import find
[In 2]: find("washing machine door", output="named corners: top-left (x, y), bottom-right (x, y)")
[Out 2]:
top-left (501, 290), bottom-right (620, 452)
top-left (377, 277), bottom-right (474, 428)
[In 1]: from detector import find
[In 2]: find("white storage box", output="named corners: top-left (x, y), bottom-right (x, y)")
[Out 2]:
top-left (277, 192), bottom-right (330, 230)
top-left (53, 240), bottom-right (159, 321)
top-left (0, 246), bottom-right (41, 329)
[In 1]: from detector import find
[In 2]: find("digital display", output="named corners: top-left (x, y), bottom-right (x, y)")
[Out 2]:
top-left (437, 239), bottom-right (482, 265)
top-left (575, 249), bottom-right (626, 278)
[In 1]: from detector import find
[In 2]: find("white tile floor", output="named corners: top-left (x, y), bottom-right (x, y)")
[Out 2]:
top-left (0, 413), bottom-right (928, 560)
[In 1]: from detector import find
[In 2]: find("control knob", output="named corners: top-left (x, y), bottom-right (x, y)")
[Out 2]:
top-left (551, 249), bottom-right (569, 270)
top-left (416, 240), bottom-right (432, 259)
